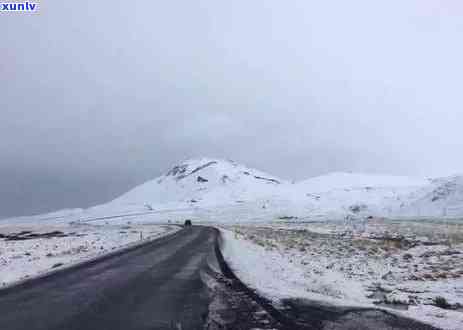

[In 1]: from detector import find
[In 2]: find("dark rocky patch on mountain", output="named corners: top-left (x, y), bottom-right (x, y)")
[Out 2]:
top-left (197, 176), bottom-right (208, 183)
top-left (254, 176), bottom-right (281, 184)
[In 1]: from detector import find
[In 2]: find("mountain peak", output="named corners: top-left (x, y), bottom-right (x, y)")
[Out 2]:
top-left (109, 157), bottom-right (285, 206)
top-left (164, 157), bottom-right (233, 178)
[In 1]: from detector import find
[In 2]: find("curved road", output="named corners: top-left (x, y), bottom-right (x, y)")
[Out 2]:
top-left (0, 226), bottom-right (439, 330)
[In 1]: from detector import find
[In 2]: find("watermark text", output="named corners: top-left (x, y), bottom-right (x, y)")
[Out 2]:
top-left (1, 2), bottom-right (37, 12)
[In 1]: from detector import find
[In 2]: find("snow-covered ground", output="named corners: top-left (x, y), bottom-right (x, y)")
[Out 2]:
top-left (219, 219), bottom-right (463, 330)
top-left (0, 221), bottom-right (179, 287)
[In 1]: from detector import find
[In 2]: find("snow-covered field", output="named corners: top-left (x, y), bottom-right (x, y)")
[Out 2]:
top-left (220, 219), bottom-right (463, 330)
top-left (0, 221), bottom-right (179, 287)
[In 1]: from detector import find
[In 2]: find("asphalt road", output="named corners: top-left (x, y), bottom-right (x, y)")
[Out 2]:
top-left (0, 226), bottom-right (215, 330)
top-left (0, 226), bottom-right (440, 330)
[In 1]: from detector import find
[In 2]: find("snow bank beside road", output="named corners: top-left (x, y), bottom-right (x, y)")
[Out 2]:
top-left (219, 228), bottom-right (369, 307)
top-left (219, 222), bottom-right (463, 330)
top-left (0, 222), bottom-right (179, 287)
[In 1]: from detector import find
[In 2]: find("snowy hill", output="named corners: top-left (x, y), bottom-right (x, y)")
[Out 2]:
top-left (294, 172), bottom-right (431, 218)
top-left (6, 158), bottom-right (463, 223)
top-left (109, 158), bottom-right (287, 209)
top-left (395, 175), bottom-right (463, 217)
top-left (86, 159), bottom-right (463, 220)
top-left (297, 172), bottom-right (428, 193)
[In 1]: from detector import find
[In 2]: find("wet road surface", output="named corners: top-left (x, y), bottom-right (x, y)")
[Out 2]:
top-left (0, 227), bottom-right (214, 330)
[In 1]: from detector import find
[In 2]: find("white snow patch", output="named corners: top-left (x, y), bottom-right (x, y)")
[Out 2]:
top-left (0, 222), bottom-right (179, 287)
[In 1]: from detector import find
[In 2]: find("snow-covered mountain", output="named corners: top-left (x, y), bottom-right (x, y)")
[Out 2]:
top-left (110, 157), bottom-right (287, 208)
top-left (6, 158), bottom-right (463, 223)
top-left (75, 158), bottom-right (298, 222)
top-left (395, 175), bottom-right (463, 217)
top-left (294, 172), bottom-right (431, 218)
top-left (296, 172), bottom-right (428, 193)
top-left (96, 158), bottom-right (463, 220)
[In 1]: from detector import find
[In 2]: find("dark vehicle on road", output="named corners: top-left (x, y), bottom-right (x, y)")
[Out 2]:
top-left (184, 219), bottom-right (192, 227)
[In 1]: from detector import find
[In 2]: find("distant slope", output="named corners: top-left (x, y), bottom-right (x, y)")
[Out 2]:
top-left (296, 172), bottom-right (428, 193)
top-left (395, 175), bottom-right (463, 217)
top-left (292, 172), bottom-right (431, 218)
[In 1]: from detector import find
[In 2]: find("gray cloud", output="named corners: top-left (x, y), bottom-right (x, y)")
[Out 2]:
top-left (1, 1), bottom-right (463, 218)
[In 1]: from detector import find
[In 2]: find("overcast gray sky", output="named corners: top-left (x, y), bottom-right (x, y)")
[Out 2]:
top-left (1, 1), bottom-right (463, 218)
